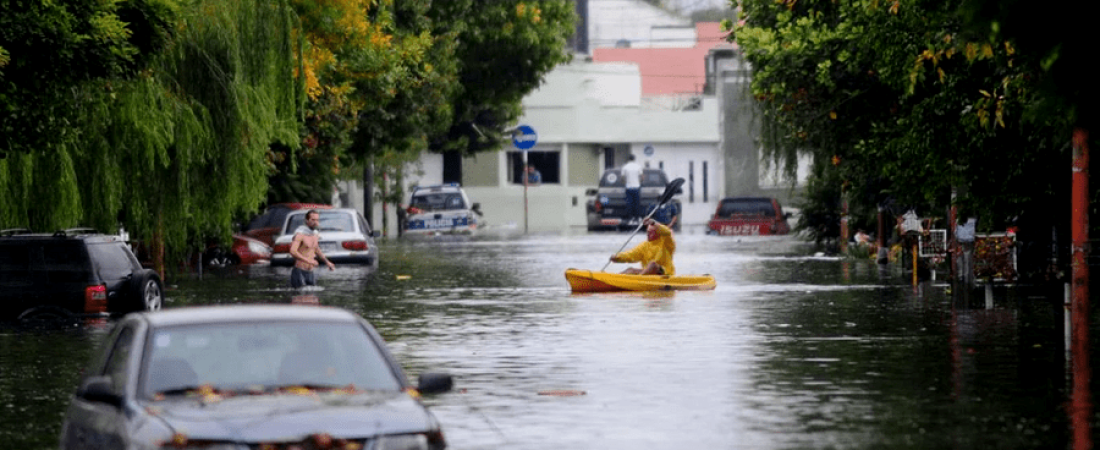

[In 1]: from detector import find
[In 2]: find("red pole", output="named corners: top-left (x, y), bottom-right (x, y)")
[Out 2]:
top-left (1070, 128), bottom-right (1090, 450)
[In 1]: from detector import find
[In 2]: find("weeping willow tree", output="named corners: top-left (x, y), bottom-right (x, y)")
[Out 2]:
top-left (0, 0), bottom-right (302, 277)
top-left (112, 0), bottom-right (302, 273)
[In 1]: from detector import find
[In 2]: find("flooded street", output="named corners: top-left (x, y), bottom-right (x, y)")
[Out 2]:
top-left (0, 227), bottom-right (1084, 449)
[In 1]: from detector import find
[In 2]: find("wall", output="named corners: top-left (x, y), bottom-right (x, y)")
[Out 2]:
top-left (628, 141), bottom-right (722, 224)
top-left (711, 48), bottom-right (809, 207)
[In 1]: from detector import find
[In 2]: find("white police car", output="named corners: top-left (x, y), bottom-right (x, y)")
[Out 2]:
top-left (403, 183), bottom-right (482, 236)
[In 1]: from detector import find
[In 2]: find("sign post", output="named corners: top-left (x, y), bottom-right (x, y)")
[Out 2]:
top-left (512, 125), bottom-right (537, 233)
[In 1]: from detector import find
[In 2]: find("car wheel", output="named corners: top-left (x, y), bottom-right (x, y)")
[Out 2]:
top-left (205, 253), bottom-right (239, 268)
top-left (203, 247), bottom-right (240, 268)
top-left (128, 271), bottom-right (164, 313)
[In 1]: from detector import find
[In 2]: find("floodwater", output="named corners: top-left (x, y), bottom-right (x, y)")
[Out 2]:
top-left (0, 226), bottom-right (1091, 449)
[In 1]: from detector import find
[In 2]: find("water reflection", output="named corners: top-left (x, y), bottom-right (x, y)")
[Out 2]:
top-left (0, 229), bottom-right (1091, 449)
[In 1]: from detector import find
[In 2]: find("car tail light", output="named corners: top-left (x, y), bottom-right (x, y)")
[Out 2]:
top-left (343, 240), bottom-right (368, 251)
top-left (273, 243), bottom-right (291, 253)
top-left (594, 199), bottom-right (602, 212)
top-left (84, 285), bottom-right (107, 314)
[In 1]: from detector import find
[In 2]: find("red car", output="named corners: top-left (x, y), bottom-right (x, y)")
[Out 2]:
top-left (707, 197), bottom-right (792, 236)
top-left (243, 203), bottom-right (334, 247)
top-left (203, 234), bottom-right (272, 267)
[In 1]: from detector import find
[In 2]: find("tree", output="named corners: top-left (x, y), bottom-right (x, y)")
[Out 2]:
top-left (272, 1), bottom-right (575, 227)
top-left (0, 0), bottom-right (177, 158)
top-left (425, 1), bottom-right (576, 156)
top-left (732, 0), bottom-right (1070, 247)
top-left (264, 0), bottom-right (455, 209)
top-left (1, 0), bottom-right (303, 277)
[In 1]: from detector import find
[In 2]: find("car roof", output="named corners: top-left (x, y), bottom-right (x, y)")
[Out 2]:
top-left (411, 183), bottom-right (465, 194)
top-left (0, 232), bottom-right (123, 243)
top-left (138, 305), bottom-right (361, 327)
top-left (268, 203), bottom-right (334, 210)
top-left (602, 168), bottom-right (665, 174)
top-left (285, 208), bottom-right (360, 215)
top-left (721, 197), bottom-right (778, 202)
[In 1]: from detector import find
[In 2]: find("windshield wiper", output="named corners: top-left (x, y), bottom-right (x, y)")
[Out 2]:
top-left (155, 386), bottom-right (207, 396)
top-left (271, 383), bottom-right (358, 392)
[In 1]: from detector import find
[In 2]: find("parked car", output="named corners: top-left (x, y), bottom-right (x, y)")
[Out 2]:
top-left (271, 208), bottom-right (380, 268)
top-left (201, 234), bottom-right (272, 267)
top-left (586, 168), bottom-right (682, 231)
top-left (403, 183), bottom-right (482, 236)
top-left (59, 304), bottom-right (454, 450)
top-left (706, 196), bottom-right (792, 236)
top-left (0, 229), bottom-right (163, 321)
top-left (243, 203), bottom-right (333, 247)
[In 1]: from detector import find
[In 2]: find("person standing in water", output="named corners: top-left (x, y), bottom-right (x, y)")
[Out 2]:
top-left (621, 154), bottom-right (643, 225)
top-left (289, 210), bottom-right (335, 288)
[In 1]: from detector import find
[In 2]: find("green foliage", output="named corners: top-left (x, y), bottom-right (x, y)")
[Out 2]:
top-left (735, 0), bottom-right (1072, 240)
top-left (425, 0), bottom-right (576, 156)
top-left (0, 0), bottom-right (302, 269)
top-left (0, 0), bottom-right (178, 156)
top-left (2, 0), bottom-right (578, 270)
top-left (957, 0), bottom-right (1096, 131)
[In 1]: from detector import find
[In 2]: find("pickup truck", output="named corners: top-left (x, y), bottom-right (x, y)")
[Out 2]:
top-left (585, 168), bottom-right (682, 231)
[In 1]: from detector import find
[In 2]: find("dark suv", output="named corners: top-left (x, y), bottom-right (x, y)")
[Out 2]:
top-left (0, 229), bottom-right (163, 322)
top-left (586, 168), bottom-right (682, 231)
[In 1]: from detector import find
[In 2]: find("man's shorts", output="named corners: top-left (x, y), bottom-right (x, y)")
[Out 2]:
top-left (290, 267), bottom-right (316, 288)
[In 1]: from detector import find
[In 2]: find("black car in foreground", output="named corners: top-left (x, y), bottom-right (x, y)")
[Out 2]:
top-left (60, 305), bottom-right (454, 450)
top-left (0, 229), bottom-right (162, 322)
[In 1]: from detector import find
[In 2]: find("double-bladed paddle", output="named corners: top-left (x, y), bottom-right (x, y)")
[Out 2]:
top-left (601, 177), bottom-right (685, 271)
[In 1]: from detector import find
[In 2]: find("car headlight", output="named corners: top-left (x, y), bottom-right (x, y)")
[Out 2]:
top-left (374, 433), bottom-right (430, 450)
top-left (247, 241), bottom-right (270, 255)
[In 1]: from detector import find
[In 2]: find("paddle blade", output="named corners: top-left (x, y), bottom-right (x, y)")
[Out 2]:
top-left (659, 178), bottom-right (685, 205)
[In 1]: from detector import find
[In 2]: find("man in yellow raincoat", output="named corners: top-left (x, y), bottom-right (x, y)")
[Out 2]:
top-left (610, 217), bottom-right (676, 275)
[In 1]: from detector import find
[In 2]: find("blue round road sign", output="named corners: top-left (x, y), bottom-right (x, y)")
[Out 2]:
top-left (513, 125), bottom-right (537, 150)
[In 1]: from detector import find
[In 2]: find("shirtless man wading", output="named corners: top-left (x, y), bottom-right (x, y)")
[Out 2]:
top-left (289, 210), bottom-right (335, 288)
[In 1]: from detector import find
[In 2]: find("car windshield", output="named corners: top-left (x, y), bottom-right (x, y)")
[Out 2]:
top-left (599, 170), bottom-right (668, 188)
top-left (142, 321), bottom-right (402, 398)
top-left (285, 211), bottom-right (355, 233)
top-left (410, 193), bottom-right (465, 211)
top-left (718, 199), bottom-right (776, 217)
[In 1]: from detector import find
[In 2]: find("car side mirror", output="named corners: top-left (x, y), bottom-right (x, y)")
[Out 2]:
top-left (416, 372), bottom-right (454, 395)
top-left (471, 203), bottom-right (483, 217)
top-left (585, 188), bottom-right (597, 196)
top-left (675, 187), bottom-right (683, 195)
top-left (78, 375), bottom-right (122, 407)
top-left (372, 230), bottom-right (382, 238)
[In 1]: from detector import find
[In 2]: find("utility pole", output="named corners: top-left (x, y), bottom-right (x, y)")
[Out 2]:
top-left (1069, 128), bottom-right (1090, 449)
top-left (363, 160), bottom-right (374, 230)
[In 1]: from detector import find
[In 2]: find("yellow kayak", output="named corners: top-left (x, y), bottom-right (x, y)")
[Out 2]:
top-left (565, 268), bottom-right (716, 293)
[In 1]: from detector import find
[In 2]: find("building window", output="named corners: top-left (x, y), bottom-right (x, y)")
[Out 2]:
top-left (508, 151), bottom-right (559, 184)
